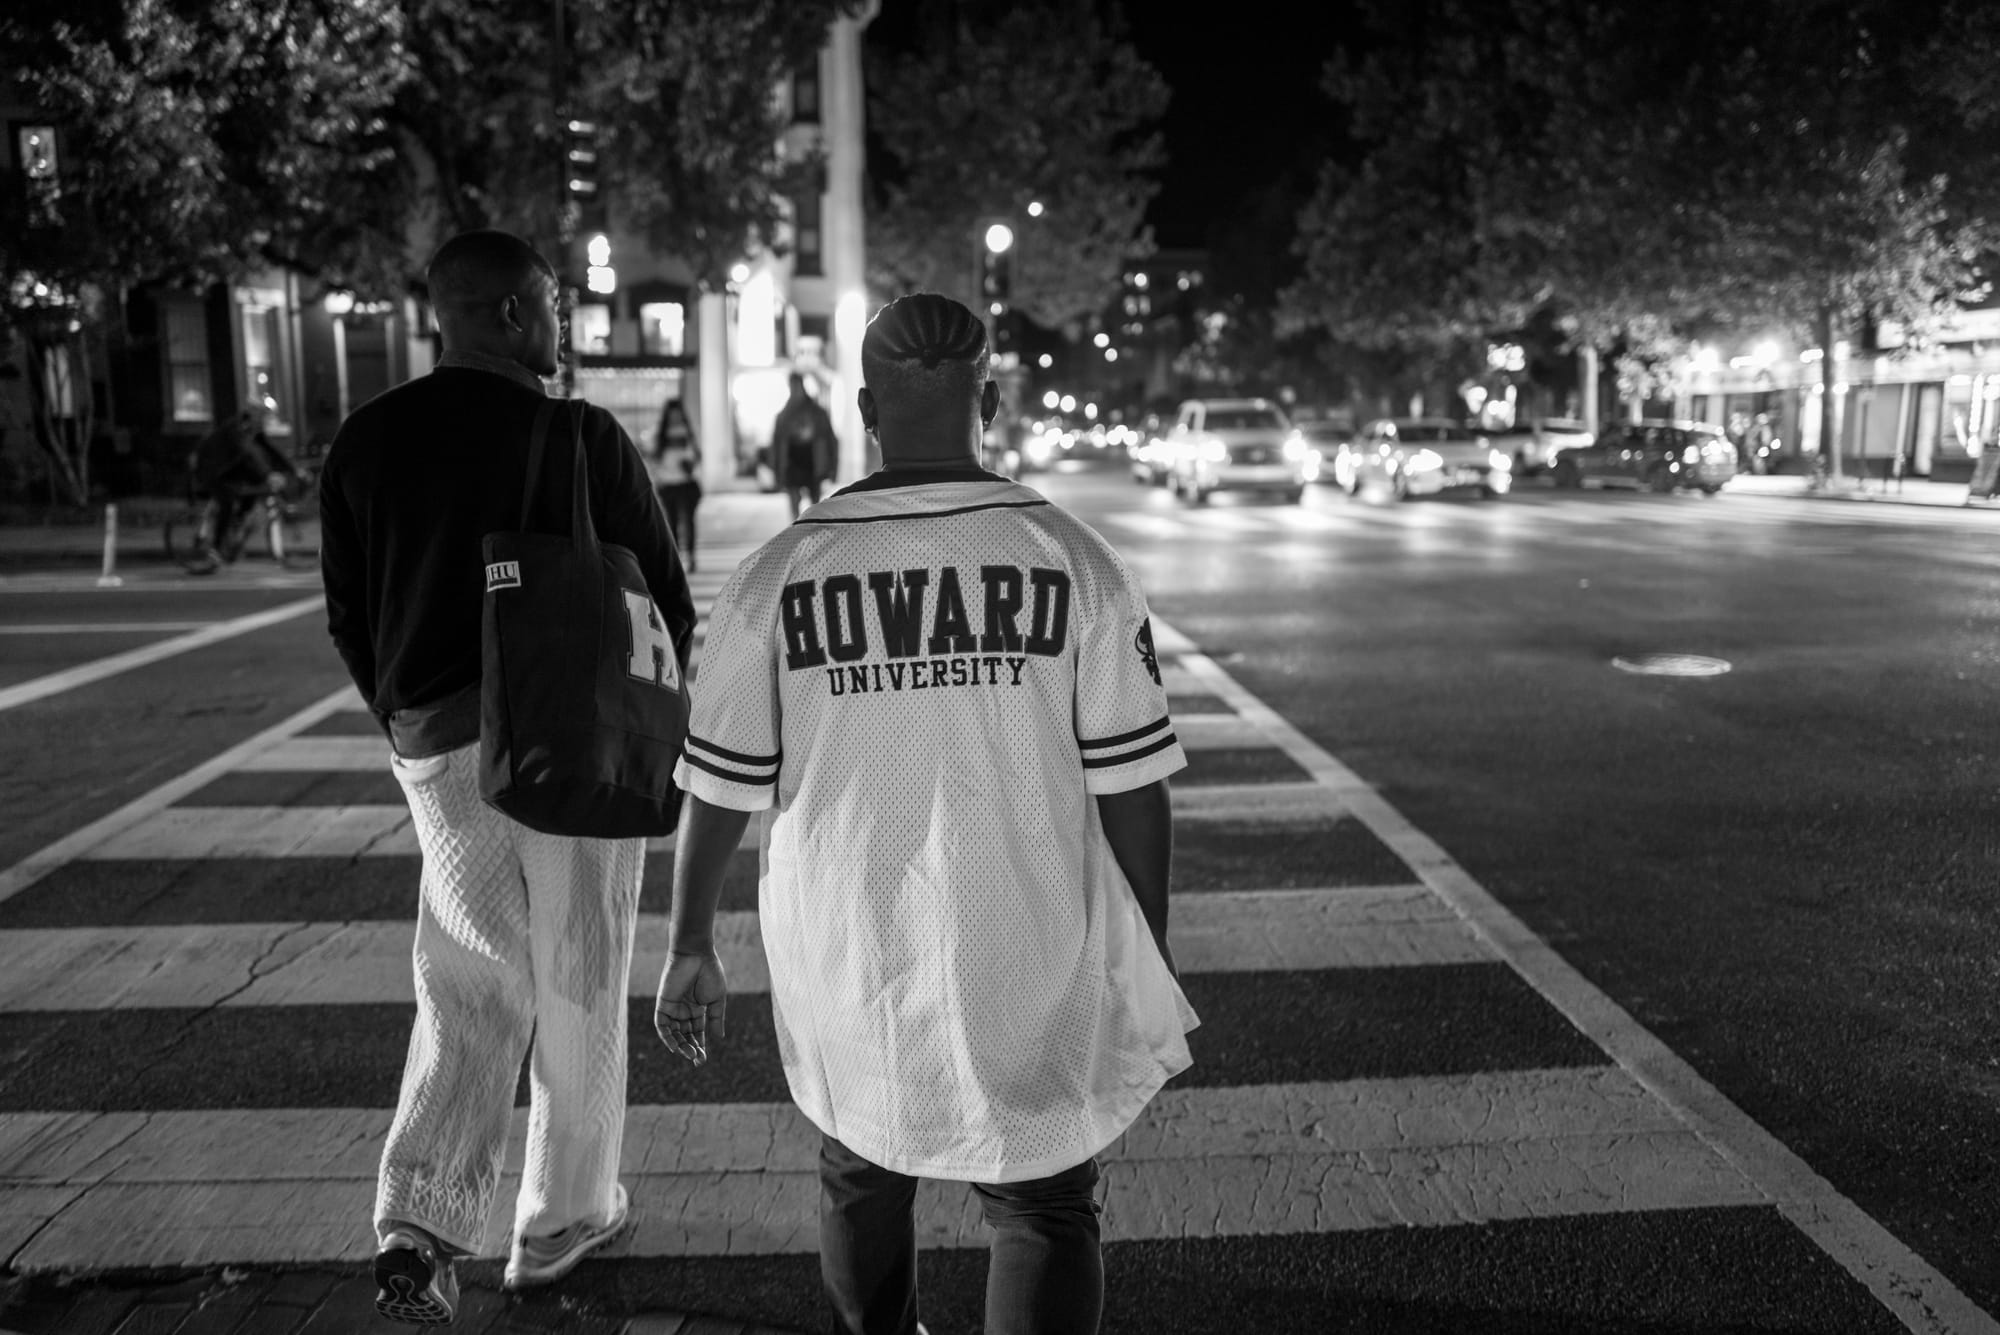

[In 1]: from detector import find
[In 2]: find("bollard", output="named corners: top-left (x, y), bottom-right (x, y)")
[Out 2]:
top-left (96, 502), bottom-right (123, 588)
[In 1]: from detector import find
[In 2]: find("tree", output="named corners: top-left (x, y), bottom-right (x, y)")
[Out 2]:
top-left (0, 0), bottom-right (408, 504)
top-left (0, 0), bottom-right (859, 504)
top-left (867, 0), bottom-right (1168, 330)
top-left (1282, 0), bottom-right (2000, 474)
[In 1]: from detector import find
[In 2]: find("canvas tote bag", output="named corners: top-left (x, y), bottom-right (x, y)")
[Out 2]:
top-left (479, 399), bottom-right (688, 837)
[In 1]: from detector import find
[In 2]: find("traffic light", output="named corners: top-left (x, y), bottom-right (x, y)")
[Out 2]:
top-left (978, 220), bottom-right (1014, 316)
top-left (564, 118), bottom-right (599, 201)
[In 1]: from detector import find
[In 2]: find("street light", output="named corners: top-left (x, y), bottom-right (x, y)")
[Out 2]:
top-left (984, 222), bottom-right (1015, 254)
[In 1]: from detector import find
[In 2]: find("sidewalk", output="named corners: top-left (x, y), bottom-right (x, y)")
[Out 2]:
top-left (1725, 470), bottom-right (2000, 508)
top-left (0, 491), bottom-right (796, 578)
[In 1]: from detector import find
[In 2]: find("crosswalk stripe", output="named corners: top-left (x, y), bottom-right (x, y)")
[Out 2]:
top-left (79, 782), bottom-right (1342, 861)
top-left (0, 1065), bottom-right (1767, 1268)
top-left (243, 713), bottom-right (1271, 771)
top-left (0, 885), bottom-right (1483, 1011)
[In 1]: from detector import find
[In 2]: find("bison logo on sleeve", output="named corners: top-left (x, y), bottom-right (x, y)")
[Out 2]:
top-left (1134, 618), bottom-right (1161, 685)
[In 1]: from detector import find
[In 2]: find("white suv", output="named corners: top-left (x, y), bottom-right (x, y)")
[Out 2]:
top-left (1165, 398), bottom-right (1316, 504)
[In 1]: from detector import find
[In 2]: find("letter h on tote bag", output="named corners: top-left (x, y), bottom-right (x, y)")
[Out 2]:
top-left (479, 400), bottom-right (688, 837)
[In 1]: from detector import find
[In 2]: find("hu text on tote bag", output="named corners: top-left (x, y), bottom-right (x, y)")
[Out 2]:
top-left (479, 400), bottom-right (688, 837)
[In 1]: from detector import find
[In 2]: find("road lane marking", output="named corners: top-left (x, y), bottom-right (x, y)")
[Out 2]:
top-left (0, 595), bottom-right (324, 714)
top-left (1154, 616), bottom-right (1996, 1335)
top-left (0, 1066), bottom-right (1765, 1268)
top-left (0, 885), bottom-right (1483, 1011)
top-left (0, 686), bottom-right (360, 908)
top-left (0, 623), bottom-right (215, 635)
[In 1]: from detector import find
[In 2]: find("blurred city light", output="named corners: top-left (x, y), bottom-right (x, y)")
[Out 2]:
top-left (1133, 272), bottom-right (1149, 290)
top-left (586, 234), bottom-right (611, 266)
top-left (1038, 353), bottom-right (1053, 368)
top-left (1027, 201), bottom-right (1045, 218)
top-left (1085, 402), bottom-right (1098, 419)
top-left (1104, 348), bottom-right (1118, 362)
top-left (984, 222), bottom-right (1015, 254)
top-left (1059, 393), bottom-right (1076, 413)
top-left (1093, 332), bottom-right (1110, 348)
top-left (729, 261), bottom-right (752, 285)
top-left (321, 290), bottom-right (355, 316)
top-left (1689, 343), bottom-right (1722, 373)
top-left (1043, 389), bottom-right (1060, 409)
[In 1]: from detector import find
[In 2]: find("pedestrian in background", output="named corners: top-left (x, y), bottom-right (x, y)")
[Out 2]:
top-left (771, 370), bottom-right (838, 518)
top-left (652, 396), bottom-right (702, 572)
top-left (655, 293), bottom-right (1195, 1335)
top-left (320, 228), bottom-right (694, 1326)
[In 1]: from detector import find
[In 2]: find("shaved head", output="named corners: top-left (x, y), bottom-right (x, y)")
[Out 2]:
top-left (425, 230), bottom-right (556, 315)
top-left (424, 229), bottom-right (561, 376)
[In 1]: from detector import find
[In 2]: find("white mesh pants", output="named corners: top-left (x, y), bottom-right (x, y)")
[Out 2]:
top-left (373, 742), bottom-right (644, 1255)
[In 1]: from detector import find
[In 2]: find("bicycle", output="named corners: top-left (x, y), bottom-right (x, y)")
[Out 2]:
top-left (163, 470), bottom-right (315, 575)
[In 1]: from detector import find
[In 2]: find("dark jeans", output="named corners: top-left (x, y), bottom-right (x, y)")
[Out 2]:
top-left (657, 483), bottom-right (699, 568)
top-left (818, 1134), bottom-right (1103, 1335)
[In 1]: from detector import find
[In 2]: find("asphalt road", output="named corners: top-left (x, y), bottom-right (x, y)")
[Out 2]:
top-left (0, 466), bottom-right (1994, 1332)
top-left (1061, 460), bottom-right (2000, 1320)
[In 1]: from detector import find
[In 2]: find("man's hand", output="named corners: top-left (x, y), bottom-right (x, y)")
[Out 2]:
top-left (654, 949), bottom-right (728, 1065)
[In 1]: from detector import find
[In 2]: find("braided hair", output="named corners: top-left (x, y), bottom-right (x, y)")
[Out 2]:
top-left (861, 293), bottom-right (989, 413)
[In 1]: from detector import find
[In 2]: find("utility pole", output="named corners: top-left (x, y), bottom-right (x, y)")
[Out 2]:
top-left (551, 0), bottom-right (578, 398)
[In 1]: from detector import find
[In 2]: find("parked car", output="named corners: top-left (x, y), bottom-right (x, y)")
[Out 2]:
top-left (1551, 420), bottom-right (1737, 494)
top-left (1164, 398), bottom-right (1315, 504)
top-left (1486, 418), bottom-right (1596, 475)
top-left (1336, 418), bottom-right (1513, 499)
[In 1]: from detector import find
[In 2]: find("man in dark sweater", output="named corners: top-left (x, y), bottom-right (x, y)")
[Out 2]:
top-left (319, 229), bottom-right (694, 1326)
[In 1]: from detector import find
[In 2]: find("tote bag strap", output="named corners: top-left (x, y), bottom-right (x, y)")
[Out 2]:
top-left (565, 401), bottom-right (601, 554)
top-left (517, 399), bottom-right (560, 530)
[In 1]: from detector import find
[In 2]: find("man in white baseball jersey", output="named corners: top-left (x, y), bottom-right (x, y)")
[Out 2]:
top-left (654, 293), bottom-right (1195, 1335)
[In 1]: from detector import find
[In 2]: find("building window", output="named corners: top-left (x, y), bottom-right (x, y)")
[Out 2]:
top-left (573, 303), bottom-right (612, 356)
top-left (638, 301), bottom-right (685, 357)
top-left (793, 190), bottom-right (823, 277)
top-left (236, 291), bottom-right (293, 435)
top-left (792, 60), bottom-right (821, 123)
top-left (162, 298), bottom-right (213, 424)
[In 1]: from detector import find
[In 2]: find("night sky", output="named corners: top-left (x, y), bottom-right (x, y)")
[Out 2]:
top-left (868, 0), bottom-right (1351, 256)
top-left (1124, 1), bottom-right (1349, 249)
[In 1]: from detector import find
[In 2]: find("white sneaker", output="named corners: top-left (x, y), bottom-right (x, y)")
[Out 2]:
top-left (504, 1184), bottom-right (630, 1289)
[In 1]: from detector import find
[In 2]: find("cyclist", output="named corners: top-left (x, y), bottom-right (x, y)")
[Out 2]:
top-left (189, 407), bottom-right (306, 556)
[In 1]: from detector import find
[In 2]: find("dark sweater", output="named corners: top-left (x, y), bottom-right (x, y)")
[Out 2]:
top-left (319, 364), bottom-right (695, 740)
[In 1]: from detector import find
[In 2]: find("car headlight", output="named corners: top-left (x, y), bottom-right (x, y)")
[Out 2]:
top-left (1200, 439), bottom-right (1228, 463)
top-left (1489, 449), bottom-right (1513, 471)
top-left (1283, 433), bottom-right (1306, 460)
top-left (1408, 449), bottom-right (1443, 472)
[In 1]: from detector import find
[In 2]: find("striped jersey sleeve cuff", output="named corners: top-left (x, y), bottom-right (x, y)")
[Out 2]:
top-left (1078, 715), bottom-right (1174, 768)
top-left (675, 735), bottom-right (781, 812)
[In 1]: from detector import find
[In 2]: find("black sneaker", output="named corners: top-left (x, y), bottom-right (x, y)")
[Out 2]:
top-left (375, 1227), bottom-right (459, 1325)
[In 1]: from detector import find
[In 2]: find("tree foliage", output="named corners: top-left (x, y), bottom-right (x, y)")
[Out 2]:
top-left (1282, 0), bottom-right (2000, 441)
top-left (867, 0), bottom-right (1168, 330)
top-left (0, 0), bottom-right (857, 502)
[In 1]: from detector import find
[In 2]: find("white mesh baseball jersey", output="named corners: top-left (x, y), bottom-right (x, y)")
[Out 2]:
top-left (675, 472), bottom-right (1197, 1182)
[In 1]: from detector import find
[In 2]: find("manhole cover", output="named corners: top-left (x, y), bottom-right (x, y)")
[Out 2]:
top-left (1612, 653), bottom-right (1732, 677)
